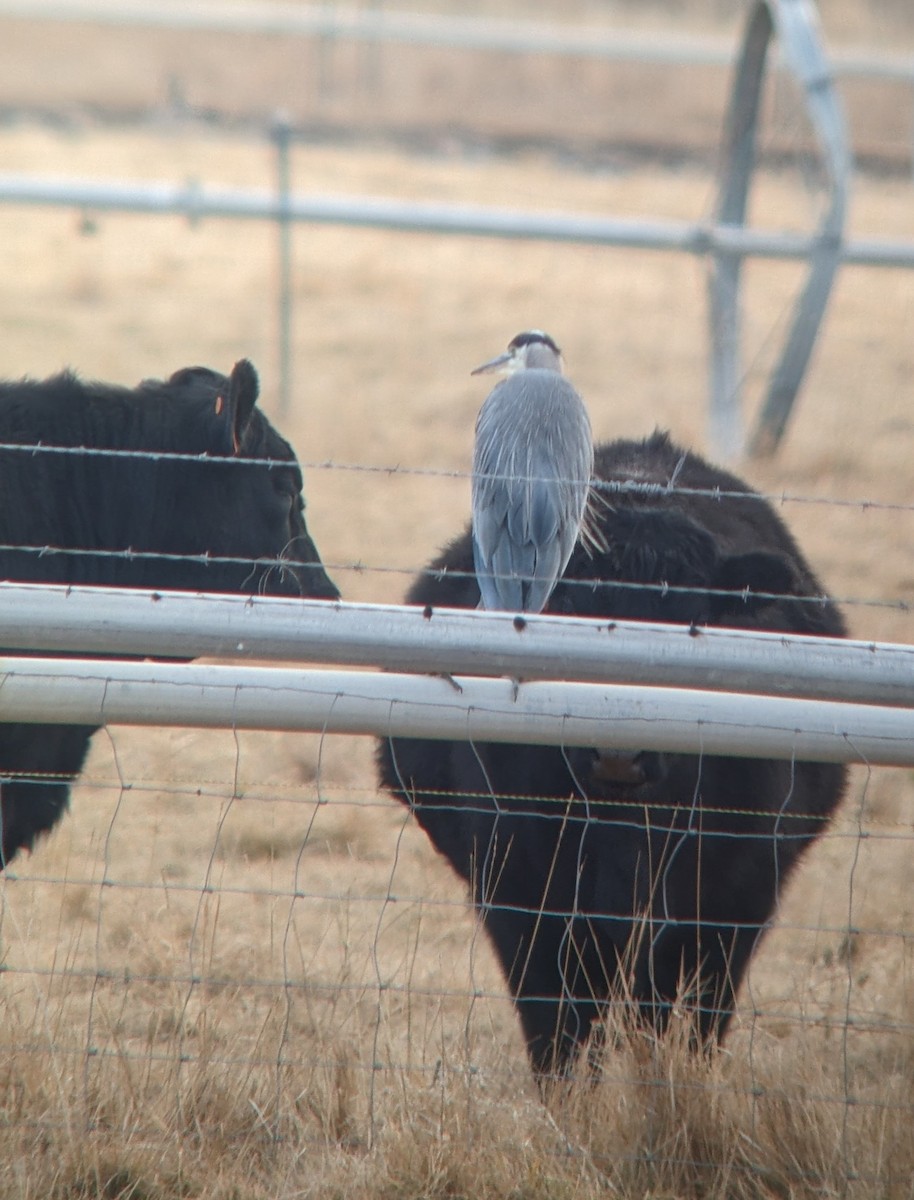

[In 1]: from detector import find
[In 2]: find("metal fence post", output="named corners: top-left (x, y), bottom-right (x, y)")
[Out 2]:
top-left (748, 0), bottom-right (850, 457)
top-left (708, 2), bottom-right (772, 461)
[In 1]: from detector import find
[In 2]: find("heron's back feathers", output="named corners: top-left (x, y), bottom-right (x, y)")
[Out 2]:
top-left (472, 367), bottom-right (593, 613)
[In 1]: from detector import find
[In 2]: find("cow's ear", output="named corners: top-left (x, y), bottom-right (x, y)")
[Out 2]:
top-left (710, 550), bottom-right (797, 618)
top-left (218, 359), bottom-right (259, 455)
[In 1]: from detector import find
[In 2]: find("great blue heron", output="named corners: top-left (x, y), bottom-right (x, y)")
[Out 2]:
top-left (471, 330), bottom-right (595, 613)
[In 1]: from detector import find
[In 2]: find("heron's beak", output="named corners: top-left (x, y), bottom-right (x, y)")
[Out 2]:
top-left (471, 350), bottom-right (515, 376)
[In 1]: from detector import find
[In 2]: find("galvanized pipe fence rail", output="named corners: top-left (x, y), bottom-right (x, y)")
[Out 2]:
top-left (2, 0), bottom-right (907, 460)
top-left (3, 655), bottom-right (913, 766)
top-left (0, 584), bottom-right (912, 767)
top-left (3, 0), bottom-right (914, 88)
top-left (0, 582), bottom-right (911, 706)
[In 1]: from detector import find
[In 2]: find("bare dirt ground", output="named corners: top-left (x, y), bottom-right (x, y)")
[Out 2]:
top-left (0, 6), bottom-right (912, 1198)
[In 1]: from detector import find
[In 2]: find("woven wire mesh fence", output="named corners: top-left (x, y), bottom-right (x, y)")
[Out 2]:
top-left (0, 445), bottom-right (911, 1194)
top-left (2, 682), bottom-right (912, 1194)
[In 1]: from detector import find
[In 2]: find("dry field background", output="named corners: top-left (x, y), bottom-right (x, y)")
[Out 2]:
top-left (0, 4), bottom-right (913, 1198)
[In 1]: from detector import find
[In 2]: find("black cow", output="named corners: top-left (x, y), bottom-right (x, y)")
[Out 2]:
top-left (378, 431), bottom-right (847, 1079)
top-left (0, 359), bottom-right (338, 866)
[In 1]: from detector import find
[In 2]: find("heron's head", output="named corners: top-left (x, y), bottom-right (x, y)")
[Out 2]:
top-left (471, 330), bottom-right (564, 377)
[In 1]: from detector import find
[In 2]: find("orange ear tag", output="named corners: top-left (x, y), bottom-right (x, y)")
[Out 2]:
top-left (216, 392), bottom-right (241, 452)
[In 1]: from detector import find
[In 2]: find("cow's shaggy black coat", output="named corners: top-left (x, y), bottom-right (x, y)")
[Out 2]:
top-left (378, 432), bottom-right (847, 1079)
top-left (0, 360), bottom-right (338, 865)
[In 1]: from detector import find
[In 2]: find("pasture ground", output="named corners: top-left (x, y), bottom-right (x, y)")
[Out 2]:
top-left (0, 6), bottom-right (913, 1198)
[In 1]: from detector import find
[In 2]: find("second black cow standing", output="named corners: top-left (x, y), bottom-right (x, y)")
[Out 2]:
top-left (378, 431), bottom-right (847, 1078)
top-left (0, 359), bottom-right (338, 866)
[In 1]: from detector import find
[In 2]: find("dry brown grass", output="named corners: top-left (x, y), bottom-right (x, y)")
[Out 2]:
top-left (0, 5), bottom-right (913, 1195)
top-left (5, 981), bottom-right (914, 1198)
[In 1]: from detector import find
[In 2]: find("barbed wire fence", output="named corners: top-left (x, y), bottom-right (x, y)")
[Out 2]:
top-left (0, 453), bottom-right (911, 1188)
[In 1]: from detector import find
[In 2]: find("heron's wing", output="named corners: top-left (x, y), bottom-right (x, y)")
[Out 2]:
top-left (472, 374), bottom-right (593, 613)
top-left (511, 446), bottom-right (566, 612)
top-left (472, 478), bottom-right (526, 611)
top-left (474, 523), bottom-right (527, 611)
top-left (473, 446), bottom-right (566, 613)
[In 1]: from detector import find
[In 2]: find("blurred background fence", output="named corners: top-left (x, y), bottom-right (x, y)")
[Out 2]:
top-left (3, 1), bottom-right (914, 458)
top-left (6, 0), bottom-right (914, 162)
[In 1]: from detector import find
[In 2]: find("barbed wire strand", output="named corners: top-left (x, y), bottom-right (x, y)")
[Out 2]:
top-left (2, 766), bottom-right (912, 838)
top-left (0, 538), bottom-right (906, 614)
top-left (1, 437), bottom-right (912, 516)
top-left (8, 757), bottom-right (914, 849)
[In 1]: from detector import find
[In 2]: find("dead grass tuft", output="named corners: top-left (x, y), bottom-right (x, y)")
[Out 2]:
top-left (3, 988), bottom-right (914, 1199)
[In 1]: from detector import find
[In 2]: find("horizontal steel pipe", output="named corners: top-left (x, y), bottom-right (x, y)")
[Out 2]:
top-left (5, 2), bottom-right (914, 84)
top-left (0, 656), bottom-right (911, 765)
top-left (0, 584), bottom-right (912, 707)
top-left (1, 174), bottom-right (913, 268)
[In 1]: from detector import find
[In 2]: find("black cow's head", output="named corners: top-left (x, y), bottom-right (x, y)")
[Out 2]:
top-left (0, 358), bottom-right (339, 600)
top-left (131, 359), bottom-right (340, 599)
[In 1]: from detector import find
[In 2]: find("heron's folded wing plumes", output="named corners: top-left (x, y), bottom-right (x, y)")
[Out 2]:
top-left (518, 449), bottom-right (562, 547)
top-left (473, 499), bottom-right (563, 613)
top-left (472, 492), bottom-right (523, 611)
top-left (472, 369), bottom-right (594, 613)
top-left (523, 541), bottom-right (564, 614)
